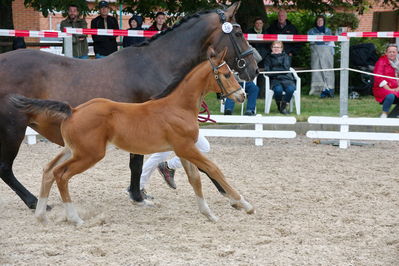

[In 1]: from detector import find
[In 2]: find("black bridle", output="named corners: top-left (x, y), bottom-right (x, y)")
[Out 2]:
top-left (208, 58), bottom-right (243, 99)
top-left (216, 9), bottom-right (255, 71)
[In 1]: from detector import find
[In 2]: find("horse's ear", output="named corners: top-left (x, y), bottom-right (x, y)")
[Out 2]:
top-left (225, 1), bottom-right (240, 21)
top-left (219, 47), bottom-right (228, 63)
top-left (207, 46), bottom-right (217, 58)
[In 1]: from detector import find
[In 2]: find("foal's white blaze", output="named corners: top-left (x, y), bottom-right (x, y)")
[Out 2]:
top-left (196, 196), bottom-right (218, 222)
top-left (35, 197), bottom-right (48, 224)
top-left (64, 202), bottom-right (84, 226)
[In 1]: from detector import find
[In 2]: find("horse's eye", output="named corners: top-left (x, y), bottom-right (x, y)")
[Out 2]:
top-left (224, 73), bottom-right (231, 79)
top-left (235, 32), bottom-right (243, 37)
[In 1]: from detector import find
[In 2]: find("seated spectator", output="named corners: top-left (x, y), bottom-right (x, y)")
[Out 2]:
top-left (123, 15), bottom-right (145, 48)
top-left (148, 12), bottom-right (169, 31)
top-left (307, 15), bottom-right (335, 98)
top-left (263, 41), bottom-right (296, 115)
top-left (224, 81), bottom-right (259, 116)
top-left (267, 9), bottom-right (300, 57)
top-left (373, 43), bottom-right (399, 118)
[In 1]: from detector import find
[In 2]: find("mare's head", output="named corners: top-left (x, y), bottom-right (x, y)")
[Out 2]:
top-left (207, 47), bottom-right (245, 104)
top-left (207, 2), bottom-right (259, 81)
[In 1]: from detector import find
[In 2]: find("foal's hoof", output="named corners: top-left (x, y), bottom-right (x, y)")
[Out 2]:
top-left (35, 214), bottom-right (48, 225)
top-left (246, 207), bottom-right (256, 214)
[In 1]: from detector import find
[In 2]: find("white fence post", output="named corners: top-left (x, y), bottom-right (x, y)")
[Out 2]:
top-left (63, 36), bottom-right (73, 58)
top-left (339, 40), bottom-right (350, 117)
top-left (339, 115), bottom-right (350, 149)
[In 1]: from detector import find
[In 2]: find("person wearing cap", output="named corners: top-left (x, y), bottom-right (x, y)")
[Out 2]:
top-left (90, 1), bottom-right (119, 58)
top-left (122, 15), bottom-right (145, 47)
top-left (148, 12), bottom-right (169, 31)
top-left (60, 4), bottom-right (89, 59)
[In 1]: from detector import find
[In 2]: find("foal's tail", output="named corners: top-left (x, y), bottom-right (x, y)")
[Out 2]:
top-left (10, 94), bottom-right (72, 120)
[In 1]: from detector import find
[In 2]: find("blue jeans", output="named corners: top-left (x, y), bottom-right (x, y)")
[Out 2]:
top-left (382, 94), bottom-right (399, 112)
top-left (272, 83), bottom-right (295, 102)
top-left (225, 81), bottom-right (259, 112)
top-left (74, 55), bottom-right (89, 59)
top-left (95, 54), bottom-right (107, 59)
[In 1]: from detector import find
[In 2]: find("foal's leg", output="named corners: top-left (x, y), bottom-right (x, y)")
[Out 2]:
top-left (178, 147), bottom-right (254, 215)
top-left (53, 151), bottom-right (105, 226)
top-left (35, 148), bottom-right (71, 224)
top-left (180, 159), bottom-right (218, 222)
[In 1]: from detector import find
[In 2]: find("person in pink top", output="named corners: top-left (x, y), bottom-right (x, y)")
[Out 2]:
top-left (373, 44), bottom-right (399, 118)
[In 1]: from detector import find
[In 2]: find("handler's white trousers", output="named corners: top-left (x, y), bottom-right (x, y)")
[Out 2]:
top-left (140, 133), bottom-right (210, 190)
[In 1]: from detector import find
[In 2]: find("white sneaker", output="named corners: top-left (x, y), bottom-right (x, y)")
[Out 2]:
top-left (380, 113), bottom-right (388, 118)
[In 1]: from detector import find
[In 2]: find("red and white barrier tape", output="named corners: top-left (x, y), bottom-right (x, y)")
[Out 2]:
top-left (64, 28), bottom-right (159, 38)
top-left (0, 28), bottom-right (348, 42)
top-left (0, 29), bottom-right (69, 38)
top-left (245, 33), bottom-right (348, 42)
top-left (2, 28), bottom-right (397, 41)
top-left (342, 32), bottom-right (399, 38)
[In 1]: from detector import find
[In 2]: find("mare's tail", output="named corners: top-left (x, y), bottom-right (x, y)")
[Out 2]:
top-left (10, 94), bottom-right (72, 120)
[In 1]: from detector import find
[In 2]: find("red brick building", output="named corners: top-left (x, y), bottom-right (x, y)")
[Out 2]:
top-left (11, 0), bottom-right (399, 33)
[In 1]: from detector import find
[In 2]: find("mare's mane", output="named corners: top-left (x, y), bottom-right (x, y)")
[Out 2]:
top-left (142, 9), bottom-right (221, 99)
top-left (136, 10), bottom-right (215, 47)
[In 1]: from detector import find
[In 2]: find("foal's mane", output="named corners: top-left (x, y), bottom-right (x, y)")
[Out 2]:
top-left (136, 10), bottom-right (216, 47)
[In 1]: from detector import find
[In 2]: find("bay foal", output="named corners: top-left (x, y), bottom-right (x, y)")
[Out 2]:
top-left (11, 48), bottom-right (254, 225)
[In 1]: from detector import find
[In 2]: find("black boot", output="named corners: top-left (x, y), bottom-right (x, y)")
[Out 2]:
top-left (280, 101), bottom-right (289, 115)
top-left (275, 100), bottom-right (281, 112)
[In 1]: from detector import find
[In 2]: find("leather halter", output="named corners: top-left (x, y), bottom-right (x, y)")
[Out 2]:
top-left (208, 58), bottom-right (242, 100)
top-left (216, 9), bottom-right (255, 70)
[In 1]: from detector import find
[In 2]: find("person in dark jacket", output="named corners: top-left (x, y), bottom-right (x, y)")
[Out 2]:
top-left (248, 17), bottom-right (268, 66)
top-left (148, 12), bottom-right (169, 31)
top-left (267, 9), bottom-right (300, 57)
top-left (264, 41), bottom-right (296, 114)
top-left (90, 1), bottom-right (119, 58)
top-left (122, 15), bottom-right (145, 48)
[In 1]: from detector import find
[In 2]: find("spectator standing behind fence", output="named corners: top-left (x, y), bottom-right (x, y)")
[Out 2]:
top-left (148, 12), bottom-right (169, 31)
top-left (373, 44), bottom-right (399, 118)
top-left (60, 4), bottom-right (88, 59)
top-left (267, 9), bottom-right (300, 57)
top-left (307, 15), bottom-right (335, 98)
top-left (122, 15), bottom-right (145, 48)
top-left (91, 1), bottom-right (119, 58)
top-left (248, 17), bottom-right (268, 66)
top-left (264, 41), bottom-right (296, 115)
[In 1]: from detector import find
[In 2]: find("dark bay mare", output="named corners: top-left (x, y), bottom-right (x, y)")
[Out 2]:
top-left (0, 2), bottom-right (258, 209)
top-left (11, 47), bottom-right (254, 225)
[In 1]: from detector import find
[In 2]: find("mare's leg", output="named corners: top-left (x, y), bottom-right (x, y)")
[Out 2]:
top-left (177, 145), bottom-right (254, 215)
top-left (180, 159), bottom-right (218, 222)
top-left (127, 153), bottom-right (144, 202)
top-left (0, 110), bottom-right (38, 209)
top-left (35, 148), bottom-right (71, 224)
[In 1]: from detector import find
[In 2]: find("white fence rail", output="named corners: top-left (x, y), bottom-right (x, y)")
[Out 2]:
top-left (200, 115), bottom-right (296, 146)
top-left (306, 115), bottom-right (399, 149)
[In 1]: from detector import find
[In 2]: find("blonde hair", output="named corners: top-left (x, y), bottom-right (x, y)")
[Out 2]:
top-left (271, 41), bottom-right (284, 49)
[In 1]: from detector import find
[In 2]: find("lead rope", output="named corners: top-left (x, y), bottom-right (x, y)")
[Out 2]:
top-left (198, 101), bottom-right (216, 123)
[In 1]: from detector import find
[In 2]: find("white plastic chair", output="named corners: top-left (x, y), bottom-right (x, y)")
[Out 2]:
top-left (262, 67), bottom-right (301, 115)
